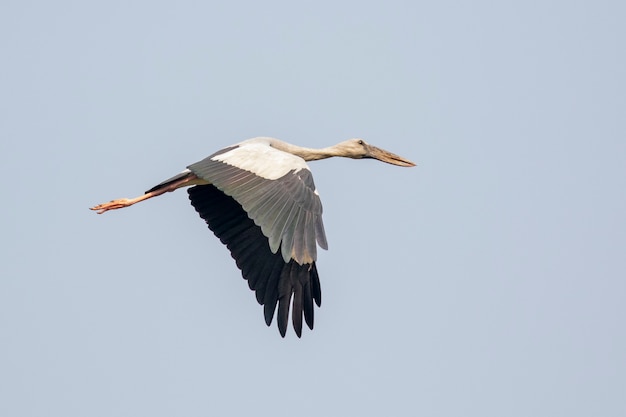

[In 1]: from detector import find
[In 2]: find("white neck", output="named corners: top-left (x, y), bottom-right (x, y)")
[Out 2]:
top-left (269, 140), bottom-right (340, 161)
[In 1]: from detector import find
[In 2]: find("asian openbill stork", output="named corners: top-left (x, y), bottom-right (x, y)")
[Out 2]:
top-left (91, 137), bottom-right (415, 337)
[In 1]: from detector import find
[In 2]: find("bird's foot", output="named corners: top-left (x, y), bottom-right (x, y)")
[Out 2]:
top-left (90, 198), bottom-right (133, 214)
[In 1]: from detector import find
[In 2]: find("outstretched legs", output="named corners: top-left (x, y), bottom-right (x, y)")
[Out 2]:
top-left (90, 172), bottom-right (204, 214)
top-left (90, 193), bottom-right (160, 214)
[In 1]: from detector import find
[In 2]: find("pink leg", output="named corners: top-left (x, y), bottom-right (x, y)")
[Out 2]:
top-left (90, 193), bottom-right (158, 214)
top-left (90, 173), bottom-right (202, 214)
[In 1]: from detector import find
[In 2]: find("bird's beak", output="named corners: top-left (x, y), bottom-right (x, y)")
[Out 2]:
top-left (366, 145), bottom-right (416, 167)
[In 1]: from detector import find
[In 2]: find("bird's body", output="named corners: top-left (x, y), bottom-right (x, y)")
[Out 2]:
top-left (91, 137), bottom-right (414, 337)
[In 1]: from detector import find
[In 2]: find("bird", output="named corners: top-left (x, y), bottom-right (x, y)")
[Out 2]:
top-left (90, 137), bottom-right (415, 337)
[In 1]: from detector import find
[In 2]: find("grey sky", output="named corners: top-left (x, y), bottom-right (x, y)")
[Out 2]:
top-left (1, 1), bottom-right (624, 416)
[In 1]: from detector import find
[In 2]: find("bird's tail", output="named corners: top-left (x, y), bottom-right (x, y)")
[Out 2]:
top-left (144, 169), bottom-right (198, 194)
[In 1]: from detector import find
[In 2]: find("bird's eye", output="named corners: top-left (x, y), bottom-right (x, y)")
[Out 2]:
top-left (358, 140), bottom-right (364, 145)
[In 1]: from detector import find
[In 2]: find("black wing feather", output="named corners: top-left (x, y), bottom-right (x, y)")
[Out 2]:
top-left (188, 184), bottom-right (321, 337)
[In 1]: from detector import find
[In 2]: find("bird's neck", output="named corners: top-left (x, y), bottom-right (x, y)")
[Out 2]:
top-left (297, 147), bottom-right (339, 161)
top-left (272, 142), bottom-right (339, 161)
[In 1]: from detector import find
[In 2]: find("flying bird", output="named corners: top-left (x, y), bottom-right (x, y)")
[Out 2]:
top-left (91, 137), bottom-right (415, 337)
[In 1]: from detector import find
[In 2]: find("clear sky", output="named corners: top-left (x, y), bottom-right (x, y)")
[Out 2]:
top-left (1, 1), bottom-right (624, 416)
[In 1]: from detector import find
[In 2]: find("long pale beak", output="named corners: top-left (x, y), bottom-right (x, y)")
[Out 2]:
top-left (366, 144), bottom-right (416, 167)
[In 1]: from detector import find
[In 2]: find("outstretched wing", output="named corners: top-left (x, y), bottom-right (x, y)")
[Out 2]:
top-left (186, 140), bottom-right (329, 336)
top-left (188, 184), bottom-right (321, 337)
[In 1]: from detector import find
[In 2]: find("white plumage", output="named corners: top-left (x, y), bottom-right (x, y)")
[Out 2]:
top-left (212, 138), bottom-right (309, 180)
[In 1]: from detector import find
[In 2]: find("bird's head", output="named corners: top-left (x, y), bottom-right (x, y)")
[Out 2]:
top-left (336, 139), bottom-right (416, 167)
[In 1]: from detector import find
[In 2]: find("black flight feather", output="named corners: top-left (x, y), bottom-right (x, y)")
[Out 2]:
top-left (188, 184), bottom-right (321, 337)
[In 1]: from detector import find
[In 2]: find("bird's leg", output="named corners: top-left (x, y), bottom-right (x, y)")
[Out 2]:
top-left (90, 173), bottom-right (201, 214)
top-left (90, 192), bottom-right (159, 214)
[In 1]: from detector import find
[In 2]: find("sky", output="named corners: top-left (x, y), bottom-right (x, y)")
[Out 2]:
top-left (1, 1), bottom-right (625, 416)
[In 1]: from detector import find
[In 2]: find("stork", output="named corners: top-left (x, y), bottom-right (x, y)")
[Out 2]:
top-left (90, 137), bottom-right (415, 337)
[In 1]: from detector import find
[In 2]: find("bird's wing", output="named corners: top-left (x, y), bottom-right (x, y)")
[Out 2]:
top-left (187, 143), bottom-right (328, 265)
top-left (188, 184), bottom-right (321, 337)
